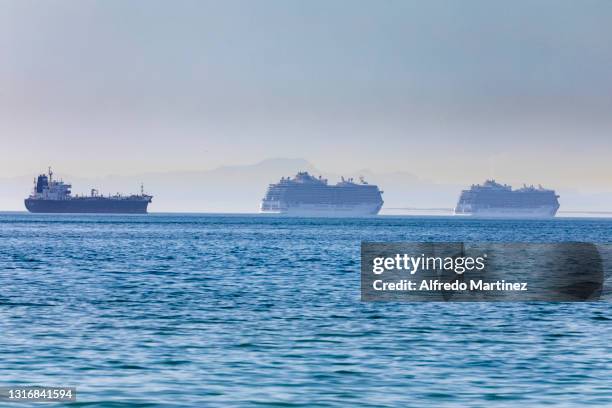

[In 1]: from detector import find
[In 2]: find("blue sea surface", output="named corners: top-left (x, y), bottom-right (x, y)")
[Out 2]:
top-left (1, 213), bottom-right (611, 407)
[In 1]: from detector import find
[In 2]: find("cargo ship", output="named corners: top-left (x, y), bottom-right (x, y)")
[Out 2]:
top-left (454, 179), bottom-right (559, 218)
top-left (24, 168), bottom-right (152, 214)
top-left (260, 171), bottom-right (383, 216)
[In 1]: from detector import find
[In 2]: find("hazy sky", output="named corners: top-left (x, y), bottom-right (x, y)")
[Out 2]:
top-left (1, 0), bottom-right (611, 190)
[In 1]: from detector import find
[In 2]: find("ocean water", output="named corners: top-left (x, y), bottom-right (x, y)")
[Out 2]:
top-left (1, 213), bottom-right (611, 407)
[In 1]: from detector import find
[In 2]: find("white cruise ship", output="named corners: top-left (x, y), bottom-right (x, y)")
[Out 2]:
top-left (260, 172), bottom-right (383, 216)
top-left (455, 180), bottom-right (560, 218)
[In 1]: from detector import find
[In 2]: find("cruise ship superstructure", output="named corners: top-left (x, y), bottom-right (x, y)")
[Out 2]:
top-left (24, 168), bottom-right (153, 214)
top-left (455, 180), bottom-right (560, 218)
top-left (260, 172), bottom-right (383, 216)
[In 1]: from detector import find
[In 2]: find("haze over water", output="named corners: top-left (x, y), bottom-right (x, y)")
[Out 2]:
top-left (2, 1), bottom-right (612, 205)
top-left (2, 1), bottom-right (612, 406)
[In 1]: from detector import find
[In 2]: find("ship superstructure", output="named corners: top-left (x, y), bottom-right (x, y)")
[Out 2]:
top-left (260, 171), bottom-right (383, 216)
top-left (455, 179), bottom-right (559, 218)
top-left (24, 168), bottom-right (152, 214)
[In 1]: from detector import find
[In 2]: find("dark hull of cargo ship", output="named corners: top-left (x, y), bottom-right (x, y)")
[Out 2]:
top-left (24, 198), bottom-right (150, 214)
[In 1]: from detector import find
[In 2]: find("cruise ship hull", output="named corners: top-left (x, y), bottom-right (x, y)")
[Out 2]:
top-left (260, 202), bottom-right (382, 217)
top-left (454, 206), bottom-right (558, 218)
top-left (25, 198), bottom-right (150, 214)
